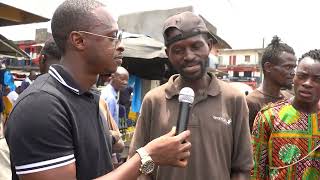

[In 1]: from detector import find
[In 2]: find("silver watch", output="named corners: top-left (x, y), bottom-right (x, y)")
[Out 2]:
top-left (136, 147), bottom-right (155, 175)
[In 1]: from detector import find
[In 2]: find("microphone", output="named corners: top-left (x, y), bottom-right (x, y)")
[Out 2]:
top-left (175, 87), bottom-right (195, 135)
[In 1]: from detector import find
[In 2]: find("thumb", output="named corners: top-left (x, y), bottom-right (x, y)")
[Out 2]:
top-left (163, 126), bottom-right (176, 137)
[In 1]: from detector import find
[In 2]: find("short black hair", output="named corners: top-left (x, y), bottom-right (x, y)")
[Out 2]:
top-left (51, 0), bottom-right (105, 54)
top-left (299, 49), bottom-right (320, 63)
top-left (261, 36), bottom-right (295, 70)
top-left (41, 38), bottom-right (61, 60)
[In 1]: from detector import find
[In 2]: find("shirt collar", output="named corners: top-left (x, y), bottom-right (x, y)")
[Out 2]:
top-left (107, 84), bottom-right (118, 98)
top-left (49, 64), bottom-right (87, 95)
top-left (165, 72), bottom-right (221, 99)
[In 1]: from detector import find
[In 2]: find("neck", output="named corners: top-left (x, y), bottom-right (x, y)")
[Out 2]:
top-left (259, 77), bottom-right (282, 97)
top-left (181, 73), bottom-right (211, 93)
top-left (60, 53), bottom-right (98, 91)
top-left (110, 82), bottom-right (119, 92)
top-left (292, 98), bottom-right (318, 113)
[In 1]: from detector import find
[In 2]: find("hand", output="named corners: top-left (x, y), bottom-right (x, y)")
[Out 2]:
top-left (110, 130), bottom-right (121, 142)
top-left (143, 127), bottom-right (191, 168)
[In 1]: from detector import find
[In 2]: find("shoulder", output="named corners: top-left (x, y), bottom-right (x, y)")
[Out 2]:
top-left (280, 90), bottom-right (294, 98)
top-left (260, 98), bottom-right (288, 113)
top-left (9, 75), bottom-right (70, 123)
top-left (246, 89), bottom-right (262, 103)
top-left (10, 90), bottom-right (66, 121)
top-left (143, 83), bottom-right (167, 101)
top-left (217, 80), bottom-right (246, 99)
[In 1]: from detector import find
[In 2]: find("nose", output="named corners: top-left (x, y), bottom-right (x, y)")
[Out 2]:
top-left (302, 77), bottom-right (313, 88)
top-left (116, 41), bottom-right (125, 52)
top-left (289, 69), bottom-right (295, 77)
top-left (183, 48), bottom-right (196, 62)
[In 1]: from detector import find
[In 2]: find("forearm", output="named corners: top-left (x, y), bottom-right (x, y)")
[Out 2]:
top-left (95, 154), bottom-right (141, 180)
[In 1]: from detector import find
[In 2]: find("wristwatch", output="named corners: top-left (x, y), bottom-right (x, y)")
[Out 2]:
top-left (136, 147), bottom-right (155, 175)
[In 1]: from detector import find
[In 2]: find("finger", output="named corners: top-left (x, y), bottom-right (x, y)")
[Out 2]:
top-left (175, 130), bottom-right (190, 143)
top-left (163, 126), bottom-right (176, 137)
top-left (177, 151), bottom-right (191, 160)
top-left (175, 159), bottom-right (188, 167)
top-left (179, 142), bottom-right (192, 152)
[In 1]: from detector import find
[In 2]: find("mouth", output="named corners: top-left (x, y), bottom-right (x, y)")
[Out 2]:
top-left (298, 90), bottom-right (312, 98)
top-left (114, 56), bottom-right (123, 65)
top-left (183, 64), bottom-right (201, 73)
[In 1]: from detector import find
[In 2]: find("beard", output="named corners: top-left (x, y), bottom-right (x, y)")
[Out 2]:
top-left (282, 82), bottom-right (293, 90)
top-left (178, 58), bottom-right (208, 81)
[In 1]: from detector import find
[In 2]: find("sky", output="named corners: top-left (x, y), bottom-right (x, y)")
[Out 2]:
top-left (0, 0), bottom-right (320, 57)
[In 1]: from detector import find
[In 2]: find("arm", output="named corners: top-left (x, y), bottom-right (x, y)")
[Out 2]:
top-left (230, 95), bottom-right (252, 179)
top-left (246, 98), bottom-right (259, 132)
top-left (19, 128), bottom-right (191, 180)
top-left (99, 98), bottom-right (124, 153)
top-left (127, 96), bottom-right (152, 180)
top-left (250, 110), bottom-right (272, 180)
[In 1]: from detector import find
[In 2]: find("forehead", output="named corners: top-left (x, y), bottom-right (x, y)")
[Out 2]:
top-left (277, 51), bottom-right (297, 65)
top-left (91, 6), bottom-right (118, 32)
top-left (297, 57), bottom-right (320, 74)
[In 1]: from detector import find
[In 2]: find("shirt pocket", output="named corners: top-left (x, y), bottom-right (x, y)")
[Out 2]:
top-left (188, 112), bottom-right (200, 128)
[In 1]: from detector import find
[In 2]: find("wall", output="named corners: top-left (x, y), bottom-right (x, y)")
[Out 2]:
top-left (218, 49), bottom-right (264, 66)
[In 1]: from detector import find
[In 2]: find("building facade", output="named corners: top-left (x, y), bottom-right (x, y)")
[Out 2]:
top-left (215, 48), bottom-right (265, 89)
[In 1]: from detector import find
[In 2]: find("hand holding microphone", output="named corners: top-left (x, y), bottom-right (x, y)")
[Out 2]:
top-left (175, 87), bottom-right (194, 135)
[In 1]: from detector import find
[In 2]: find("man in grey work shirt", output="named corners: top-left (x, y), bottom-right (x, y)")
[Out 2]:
top-left (129, 11), bottom-right (253, 180)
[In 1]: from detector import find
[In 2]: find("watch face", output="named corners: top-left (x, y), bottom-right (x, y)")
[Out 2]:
top-left (141, 159), bottom-right (155, 174)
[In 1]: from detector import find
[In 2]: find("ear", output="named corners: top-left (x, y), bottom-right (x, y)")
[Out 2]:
top-left (69, 31), bottom-right (86, 51)
top-left (207, 38), bottom-right (213, 51)
top-left (263, 62), bottom-right (273, 73)
top-left (165, 48), bottom-right (169, 57)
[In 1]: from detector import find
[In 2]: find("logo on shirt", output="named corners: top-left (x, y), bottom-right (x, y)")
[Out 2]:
top-left (212, 115), bottom-right (232, 125)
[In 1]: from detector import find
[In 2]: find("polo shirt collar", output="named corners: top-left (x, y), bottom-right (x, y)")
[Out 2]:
top-left (49, 65), bottom-right (87, 95)
top-left (165, 72), bottom-right (221, 99)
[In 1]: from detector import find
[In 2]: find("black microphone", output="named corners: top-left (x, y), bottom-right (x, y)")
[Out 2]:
top-left (175, 87), bottom-right (195, 135)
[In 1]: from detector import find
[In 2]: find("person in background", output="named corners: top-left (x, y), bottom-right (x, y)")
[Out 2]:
top-left (129, 11), bottom-right (252, 180)
top-left (6, 82), bottom-right (22, 105)
top-left (119, 86), bottom-right (133, 119)
top-left (39, 38), bottom-right (62, 75)
top-left (251, 49), bottom-right (320, 179)
top-left (5, 1), bottom-right (191, 180)
top-left (3, 69), bottom-right (15, 92)
top-left (0, 84), bottom-right (10, 180)
top-left (100, 66), bottom-right (129, 164)
top-left (101, 66), bottom-right (129, 127)
top-left (246, 36), bottom-right (297, 131)
top-left (20, 70), bottom-right (37, 91)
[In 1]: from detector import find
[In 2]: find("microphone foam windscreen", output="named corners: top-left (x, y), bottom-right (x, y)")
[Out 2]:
top-left (178, 87), bottom-right (194, 104)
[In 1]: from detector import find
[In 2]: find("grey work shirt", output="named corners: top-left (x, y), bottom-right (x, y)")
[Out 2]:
top-left (129, 73), bottom-right (253, 180)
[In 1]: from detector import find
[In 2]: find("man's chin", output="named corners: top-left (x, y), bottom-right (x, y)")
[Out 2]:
top-left (283, 84), bottom-right (293, 90)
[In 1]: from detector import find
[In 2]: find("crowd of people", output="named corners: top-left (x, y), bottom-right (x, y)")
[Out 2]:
top-left (0, 0), bottom-right (319, 180)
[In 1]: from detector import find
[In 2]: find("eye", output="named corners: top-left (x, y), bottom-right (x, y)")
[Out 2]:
top-left (296, 73), bottom-right (307, 80)
top-left (172, 47), bottom-right (184, 55)
top-left (191, 42), bottom-right (204, 50)
top-left (315, 77), bottom-right (320, 83)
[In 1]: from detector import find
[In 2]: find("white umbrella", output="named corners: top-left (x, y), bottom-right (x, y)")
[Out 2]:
top-left (229, 82), bottom-right (253, 95)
